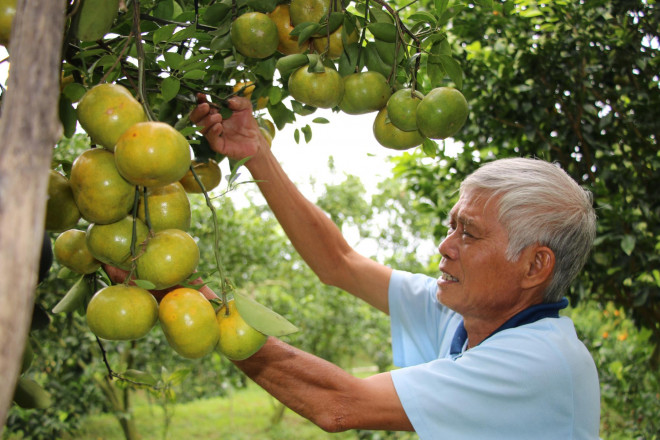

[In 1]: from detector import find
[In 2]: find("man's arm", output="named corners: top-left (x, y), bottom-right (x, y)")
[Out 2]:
top-left (234, 337), bottom-right (413, 433)
top-left (190, 96), bottom-right (392, 313)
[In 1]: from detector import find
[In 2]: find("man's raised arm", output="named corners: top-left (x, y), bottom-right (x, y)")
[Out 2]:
top-left (189, 95), bottom-right (392, 313)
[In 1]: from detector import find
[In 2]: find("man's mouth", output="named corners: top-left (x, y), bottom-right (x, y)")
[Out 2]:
top-left (440, 271), bottom-right (459, 282)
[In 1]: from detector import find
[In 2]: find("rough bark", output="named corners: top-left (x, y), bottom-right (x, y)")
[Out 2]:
top-left (0, 0), bottom-right (66, 431)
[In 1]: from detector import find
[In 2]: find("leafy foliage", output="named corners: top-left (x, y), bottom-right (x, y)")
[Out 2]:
top-left (567, 301), bottom-right (660, 439)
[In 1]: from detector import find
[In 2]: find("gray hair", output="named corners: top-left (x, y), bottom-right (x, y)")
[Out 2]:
top-left (460, 157), bottom-right (597, 303)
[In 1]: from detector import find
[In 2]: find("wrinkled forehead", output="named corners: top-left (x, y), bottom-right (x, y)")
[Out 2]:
top-left (451, 188), bottom-right (500, 218)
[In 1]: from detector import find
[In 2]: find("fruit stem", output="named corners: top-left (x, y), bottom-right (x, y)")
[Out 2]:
top-left (127, 186), bottom-right (142, 284)
top-left (141, 186), bottom-right (154, 232)
top-left (131, 0), bottom-right (157, 122)
top-left (189, 164), bottom-right (231, 306)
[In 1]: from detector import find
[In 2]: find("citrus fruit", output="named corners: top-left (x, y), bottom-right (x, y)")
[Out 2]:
top-left (312, 25), bottom-right (359, 60)
top-left (0, 0), bottom-right (17, 47)
top-left (86, 215), bottom-right (149, 270)
top-left (257, 118), bottom-right (276, 140)
top-left (289, 0), bottom-right (333, 26)
top-left (259, 127), bottom-right (273, 147)
top-left (180, 159), bottom-right (222, 194)
top-left (45, 170), bottom-right (81, 232)
top-left (69, 148), bottom-right (135, 225)
top-left (386, 88), bottom-right (424, 132)
top-left (76, 83), bottom-right (147, 151)
top-left (268, 4), bottom-right (306, 55)
top-left (114, 121), bottom-right (191, 187)
top-left (233, 81), bottom-right (255, 100)
top-left (137, 182), bottom-right (191, 231)
top-left (232, 81), bottom-right (269, 109)
top-left (54, 229), bottom-right (102, 274)
top-left (288, 65), bottom-right (344, 109)
top-left (136, 229), bottom-right (199, 290)
top-left (373, 107), bottom-right (425, 150)
top-left (216, 299), bottom-right (267, 360)
top-left (339, 71), bottom-right (392, 115)
top-left (159, 288), bottom-right (220, 359)
top-left (230, 12), bottom-right (279, 59)
top-left (415, 87), bottom-right (468, 139)
top-left (86, 285), bottom-right (158, 341)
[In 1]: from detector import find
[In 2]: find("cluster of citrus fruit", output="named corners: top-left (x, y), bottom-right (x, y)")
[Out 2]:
top-left (229, 0), bottom-right (469, 150)
top-left (47, 83), bottom-right (266, 361)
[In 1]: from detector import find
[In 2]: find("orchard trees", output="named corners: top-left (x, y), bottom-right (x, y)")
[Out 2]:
top-left (0, 0), bottom-right (476, 415)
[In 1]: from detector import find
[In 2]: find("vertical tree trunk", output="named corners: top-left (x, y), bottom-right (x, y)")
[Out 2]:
top-left (0, 0), bottom-right (65, 432)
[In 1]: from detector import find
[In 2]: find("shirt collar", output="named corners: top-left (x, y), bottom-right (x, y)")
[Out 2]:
top-left (449, 298), bottom-right (569, 357)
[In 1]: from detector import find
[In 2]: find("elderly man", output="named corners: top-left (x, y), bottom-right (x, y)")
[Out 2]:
top-left (190, 95), bottom-right (601, 439)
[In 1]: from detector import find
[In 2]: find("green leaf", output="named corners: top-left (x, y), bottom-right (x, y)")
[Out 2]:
top-left (474, 0), bottom-right (494, 11)
top-left (439, 4), bottom-right (468, 25)
top-left (163, 52), bottom-right (184, 70)
top-left (246, 0), bottom-right (278, 12)
top-left (210, 33), bottom-right (233, 51)
top-left (302, 124), bottom-right (312, 143)
top-left (133, 279), bottom-right (157, 290)
top-left (233, 290), bottom-right (298, 337)
top-left (182, 70), bottom-right (207, 80)
top-left (367, 22), bottom-right (397, 43)
top-left (152, 0), bottom-right (175, 19)
top-left (289, 22), bottom-right (319, 45)
top-left (422, 138), bottom-right (438, 157)
top-left (368, 6), bottom-right (393, 24)
top-left (312, 117), bottom-right (330, 124)
top-left (268, 101), bottom-right (296, 129)
top-left (434, 0), bottom-right (450, 15)
top-left (252, 57), bottom-right (277, 80)
top-left (294, 128), bottom-right (300, 143)
top-left (62, 82), bottom-right (87, 102)
top-left (437, 54), bottom-right (463, 89)
top-left (409, 12), bottom-right (438, 28)
top-left (621, 234), bottom-right (636, 256)
top-left (166, 368), bottom-right (191, 386)
top-left (123, 369), bottom-right (158, 387)
top-left (160, 76), bottom-right (180, 102)
top-left (326, 12), bottom-right (344, 34)
top-left (59, 95), bottom-right (77, 139)
top-left (267, 86), bottom-right (283, 105)
top-left (170, 25), bottom-right (198, 43)
top-left (203, 3), bottom-right (231, 24)
top-left (153, 24), bottom-right (177, 45)
top-left (52, 275), bottom-right (90, 314)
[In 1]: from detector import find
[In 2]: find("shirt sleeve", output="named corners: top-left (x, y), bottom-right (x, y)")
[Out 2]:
top-left (388, 269), bottom-right (460, 367)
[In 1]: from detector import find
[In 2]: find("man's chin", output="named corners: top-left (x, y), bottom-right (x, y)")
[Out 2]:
top-left (436, 289), bottom-right (453, 308)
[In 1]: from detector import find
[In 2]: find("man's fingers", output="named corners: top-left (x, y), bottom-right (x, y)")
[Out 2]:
top-left (196, 93), bottom-right (208, 104)
top-left (189, 102), bottom-right (210, 124)
top-left (227, 96), bottom-right (254, 112)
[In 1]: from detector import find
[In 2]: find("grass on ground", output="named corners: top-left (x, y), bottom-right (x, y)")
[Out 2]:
top-left (62, 381), bottom-right (397, 440)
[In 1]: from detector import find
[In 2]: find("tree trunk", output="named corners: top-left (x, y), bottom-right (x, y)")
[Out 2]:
top-left (0, 0), bottom-right (65, 432)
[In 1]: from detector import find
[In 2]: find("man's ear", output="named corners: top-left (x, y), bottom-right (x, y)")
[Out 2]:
top-left (521, 246), bottom-right (555, 290)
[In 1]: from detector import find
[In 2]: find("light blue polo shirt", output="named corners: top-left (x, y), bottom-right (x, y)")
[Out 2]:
top-left (388, 270), bottom-right (600, 439)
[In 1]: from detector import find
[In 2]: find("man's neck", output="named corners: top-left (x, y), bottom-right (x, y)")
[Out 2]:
top-left (457, 298), bottom-right (568, 348)
top-left (463, 295), bottom-right (545, 348)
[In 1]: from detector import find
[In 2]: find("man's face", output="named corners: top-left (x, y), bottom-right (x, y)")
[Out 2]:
top-left (436, 189), bottom-right (529, 320)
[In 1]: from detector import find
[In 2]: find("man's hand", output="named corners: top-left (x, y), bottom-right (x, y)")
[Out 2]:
top-left (189, 93), bottom-right (268, 162)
